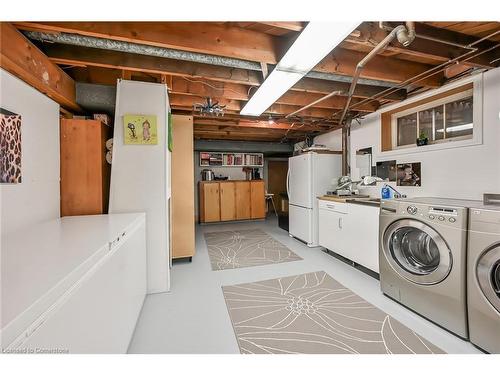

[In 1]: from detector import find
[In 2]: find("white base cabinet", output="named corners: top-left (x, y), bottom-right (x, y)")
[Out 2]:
top-left (318, 199), bottom-right (379, 273)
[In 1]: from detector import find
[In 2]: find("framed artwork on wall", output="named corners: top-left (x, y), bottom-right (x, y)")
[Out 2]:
top-left (123, 114), bottom-right (158, 145)
top-left (397, 162), bottom-right (422, 186)
top-left (0, 108), bottom-right (22, 183)
top-left (376, 160), bottom-right (397, 182)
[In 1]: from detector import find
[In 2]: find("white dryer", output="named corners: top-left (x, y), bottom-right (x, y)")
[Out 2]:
top-left (379, 197), bottom-right (475, 339)
top-left (467, 206), bottom-right (500, 353)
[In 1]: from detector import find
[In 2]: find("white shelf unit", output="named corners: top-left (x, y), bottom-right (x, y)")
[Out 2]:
top-left (199, 152), bottom-right (264, 167)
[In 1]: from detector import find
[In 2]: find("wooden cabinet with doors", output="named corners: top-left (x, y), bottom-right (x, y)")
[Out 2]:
top-left (235, 181), bottom-right (251, 220)
top-left (199, 180), bottom-right (265, 223)
top-left (250, 180), bottom-right (266, 219)
top-left (199, 182), bottom-right (221, 223)
top-left (171, 115), bottom-right (195, 260)
top-left (60, 119), bottom-right (111, 217)
top-left (220, 182), bottom-right (236, 221)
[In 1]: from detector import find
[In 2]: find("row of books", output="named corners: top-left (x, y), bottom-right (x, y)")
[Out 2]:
top-left (245, 154), bottom-right (263, 166)
top-left (199, 152), bottom-right (263, 166)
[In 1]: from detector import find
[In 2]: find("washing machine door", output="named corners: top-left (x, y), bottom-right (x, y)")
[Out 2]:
top-left (382, 219), bottom-right (452, 285)
top-left (477, 245), bottom-right (500, 313)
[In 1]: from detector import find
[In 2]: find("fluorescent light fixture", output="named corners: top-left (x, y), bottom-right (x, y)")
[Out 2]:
top-left (436, 123), bottom-right (473, 133)
top-left (241, 21), bottom-right (360, 116)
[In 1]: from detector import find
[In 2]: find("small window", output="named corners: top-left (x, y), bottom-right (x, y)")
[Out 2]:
top-left (392, 89), bottom-right (473, 148)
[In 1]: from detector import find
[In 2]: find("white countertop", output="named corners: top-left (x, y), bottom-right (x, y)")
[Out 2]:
top-left (1, 213), bottom-right (145, 331)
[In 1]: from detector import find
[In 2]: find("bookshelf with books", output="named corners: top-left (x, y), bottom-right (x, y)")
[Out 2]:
top-left (199, 152), bottom-right (263, 167)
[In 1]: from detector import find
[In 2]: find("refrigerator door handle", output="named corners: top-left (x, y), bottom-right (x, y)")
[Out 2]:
top-left (286, 168), bottom-right (290, 197)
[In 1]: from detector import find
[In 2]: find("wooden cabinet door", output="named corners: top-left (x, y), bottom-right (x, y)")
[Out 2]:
top-left (250, 181), bottom-right (266, 219)
top-left (171, 115), bottom-right (194, 259)
top-left (235, 181), bottom-right (251, 220)
top-left (203, 183), bottom-right (220, 222)
top-left (219, 182), bottom-right (236, 221)
top-left (60, 119), bottom-right (110, 217)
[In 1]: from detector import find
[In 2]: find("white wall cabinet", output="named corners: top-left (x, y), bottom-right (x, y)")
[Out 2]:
top-left (318, 199), bottom-right (379, 273)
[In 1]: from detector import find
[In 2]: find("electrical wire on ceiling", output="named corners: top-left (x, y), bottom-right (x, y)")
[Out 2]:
top-left (180, 76), bottom-right (249, 97)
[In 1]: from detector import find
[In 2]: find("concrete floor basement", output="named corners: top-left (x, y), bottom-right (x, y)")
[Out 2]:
top-left (127, 217), bottom-right (481, 354)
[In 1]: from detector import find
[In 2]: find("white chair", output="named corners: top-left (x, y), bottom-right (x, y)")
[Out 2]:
top-left (265, 191), bottom-right (278, 217)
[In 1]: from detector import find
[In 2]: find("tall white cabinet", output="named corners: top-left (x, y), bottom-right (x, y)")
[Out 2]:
top-left (109, 80), bottom-right (171, 294)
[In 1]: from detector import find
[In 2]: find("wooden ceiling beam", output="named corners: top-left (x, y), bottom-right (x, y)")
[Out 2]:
top-left (0, 23), bottom-right (80, 111)
top-left (169, 94), bottom-right (242, 112)
top-left (411, 22), bottom-right (500, 68)
top-left (293, 77), bottom-right (406, 101)
top-left (14, 22), bottom-right (280, 64)
top-left (44, 44), bottom-right (406, 101)
top-left (63, 63), bottom-right (382, 115)
top-left (258, 22), bottom-right (305, 32)
top-left (193, 133), bottom-right (291, 142)
top-left (15, 22), bottom-right (443, 86)
top-left (194, 118), bottom-right (328, 132)
top-left (276, 90), bottom-right (378, 112)
top-left (345, 22), bottom-right (498, 68)
top-left (43, 44), bottom-right (262, 86)
top-left (316, 47), bottom-right (443, 87)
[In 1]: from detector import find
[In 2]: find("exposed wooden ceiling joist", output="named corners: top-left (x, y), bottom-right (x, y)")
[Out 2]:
top-left (43, 44), bottom-right (263, 86)
top-left (194, 118), bottom-right (329, 132)
top-left (44, 44), bottom-right (406, 102)
top-left (14, 22), bottom-right (443, 87)
top-left (14, 22), bottom-right (281, 65)
top-left (344, 22), bottom-right (498, 68)
top-left (258, 22), bottom-right (305, 32)
top-left (62, 65), bottom-right (381, 116)
top-left (0, 23), bottom-right (81, 111)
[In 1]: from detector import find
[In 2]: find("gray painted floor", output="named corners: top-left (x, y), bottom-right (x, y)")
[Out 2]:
top-left (128, 217), bottom-right (481, 354)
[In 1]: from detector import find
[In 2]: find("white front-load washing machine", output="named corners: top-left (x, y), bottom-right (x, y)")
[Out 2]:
top-left (467, 206), bottom-right (500, 353)
top-left (379, 197), bottom-right (475, 339)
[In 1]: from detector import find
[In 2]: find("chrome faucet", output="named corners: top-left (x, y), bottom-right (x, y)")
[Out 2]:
top-left (383, 184), bottom-right (407, 199)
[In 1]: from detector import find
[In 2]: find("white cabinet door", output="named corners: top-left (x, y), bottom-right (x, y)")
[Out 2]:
top-left (288, 154), bottom-right (312, 208)
top-left (289, 204), bottom-right (312, 245)
top-left (318, 207), bottom-right (346, 254)
top-left (346, 204), bottom-right (380, 273)
top-left (319, 208), bottom-right (332, 249)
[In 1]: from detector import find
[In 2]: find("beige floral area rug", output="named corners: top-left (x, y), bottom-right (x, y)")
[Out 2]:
top-left (222, 271), bottom-right (444, 354)
top-left (204, 229), bottom-right (302, 271)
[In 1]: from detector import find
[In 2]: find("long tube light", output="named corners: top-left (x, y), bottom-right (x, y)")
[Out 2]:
top-left (240, 21), bottom-right (360, 116)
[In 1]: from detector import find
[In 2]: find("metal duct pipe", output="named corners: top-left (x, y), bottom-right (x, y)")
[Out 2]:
top-left (331, 28), bottom-right (499, 125)
top-left (24, 30), bottom-right (399, 89)
top-left (338, 24), bottom-right (414, 125)
top-left (396, 22), bottom-right (416, 47)
top-left (341, 118), bottom-right (351, 175)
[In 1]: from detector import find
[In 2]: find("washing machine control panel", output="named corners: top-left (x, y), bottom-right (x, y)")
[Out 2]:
top-left (428, 207), bottom-right (459, 223)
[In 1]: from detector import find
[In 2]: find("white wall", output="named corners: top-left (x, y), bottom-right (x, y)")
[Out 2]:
top-left (0, 69), bottom-right (60, 236)
top-left (313, 129), bottom-right (343, 151)
top-left (314, 69), bottom-right (500, 200)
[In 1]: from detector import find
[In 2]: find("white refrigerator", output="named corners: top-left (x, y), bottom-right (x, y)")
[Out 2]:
top-left (287, 152), bottom-right (342, 247)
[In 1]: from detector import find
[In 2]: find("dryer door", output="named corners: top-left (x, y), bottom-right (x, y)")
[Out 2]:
top-left (477, 245), bottom-right (500, 313)
top-left (382, 219), bottom-right (452, 285)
